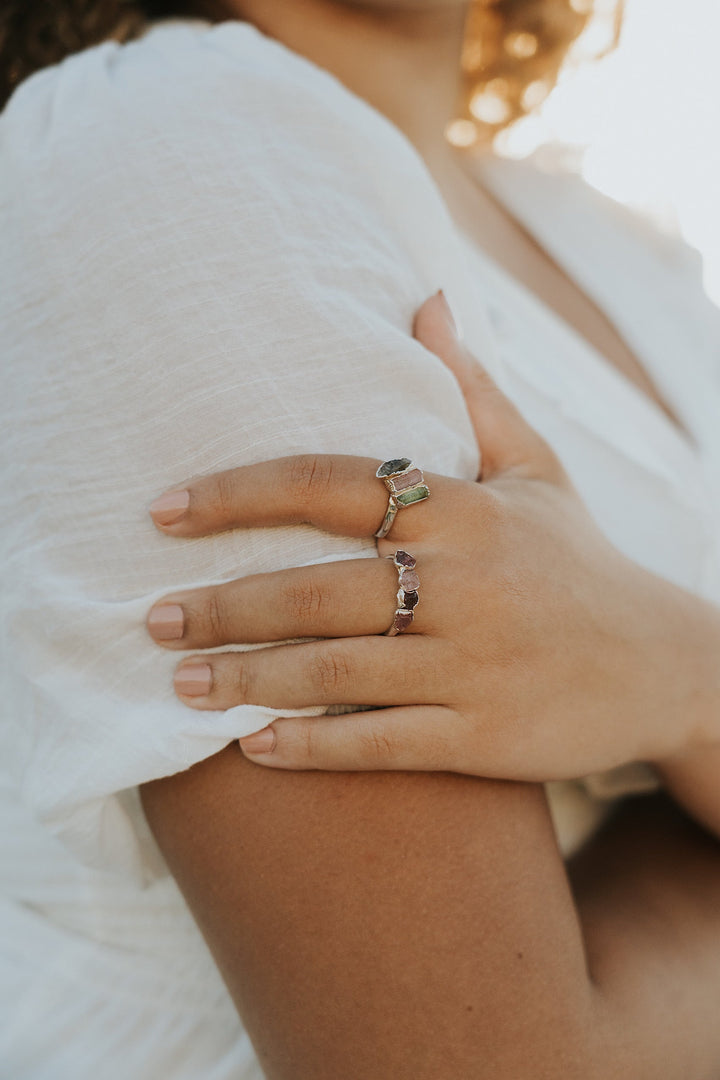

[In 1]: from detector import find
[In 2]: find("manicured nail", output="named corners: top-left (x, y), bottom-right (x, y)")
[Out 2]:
top-left (147, 603), bottom-right (184, 641)
top-left (174, 663), bottom-right (212, 697)
top-left (240, 726), bottom-right (276, 756)
top-left (436, 289), bottom-right (458, 334)
top-left (149, 489), bottom-right (190, 526)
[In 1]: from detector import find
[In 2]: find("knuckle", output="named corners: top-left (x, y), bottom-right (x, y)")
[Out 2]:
top-left (233, 659), bottom-right (257, 704)
top-left (297, 721), bottom-right (316, 763)
top-left (205, 590), bottom-right (227, 641)
top-left (308, 648), bottom-right (353, 698)
top-left (286, 454), bottom-right (334, 509)
top-left (284, 576), bottom-right (330, 626)
top-left (213, 470), bottom-right (239, 520)
top-left (360, 726), bottom-right (397, 766)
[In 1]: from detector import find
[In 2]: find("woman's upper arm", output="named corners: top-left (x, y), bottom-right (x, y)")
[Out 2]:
top-left (142, 750), bottom-right (594, 1080)
top-left (0, 24), bottom-right (482, 871)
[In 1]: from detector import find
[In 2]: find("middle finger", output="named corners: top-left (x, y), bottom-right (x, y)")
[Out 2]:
top-left (173, 633), bottom-right (450, 711)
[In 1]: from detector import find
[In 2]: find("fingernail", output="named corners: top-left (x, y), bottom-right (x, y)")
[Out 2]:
top-left (436, 290), bottom-right (458, 334)
top-left (149, 490), bottom-right (190, 526)
top-left (240, 726), bottom-right (276, 756)
top-left (147, 603), bottom-right (184, 641)
top-left (174, 663), bottom-right (212, 697)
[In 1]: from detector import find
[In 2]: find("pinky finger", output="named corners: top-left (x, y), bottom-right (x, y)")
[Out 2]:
top-left (238, 705), bottom-right (461, 773)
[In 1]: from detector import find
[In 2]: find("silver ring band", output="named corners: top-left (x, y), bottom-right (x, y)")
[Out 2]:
top-left (374, 458), bottom-right (430, 540)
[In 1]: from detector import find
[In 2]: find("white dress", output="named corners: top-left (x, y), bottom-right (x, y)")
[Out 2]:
top-left (1, 18), bottom-right (719, 1079)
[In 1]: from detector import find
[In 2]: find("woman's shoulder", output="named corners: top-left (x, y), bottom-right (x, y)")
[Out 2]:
top-left (0, 18), bottom-right (420, 200)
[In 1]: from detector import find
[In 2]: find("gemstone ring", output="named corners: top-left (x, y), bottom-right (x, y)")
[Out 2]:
top-left (374, 458), bottom-right (430, 540)
top-left (384, 549), bottom-right (421, 636)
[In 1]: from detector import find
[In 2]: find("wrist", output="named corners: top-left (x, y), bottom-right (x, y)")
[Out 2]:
top-left (628, 565), bottom-right (720, 764)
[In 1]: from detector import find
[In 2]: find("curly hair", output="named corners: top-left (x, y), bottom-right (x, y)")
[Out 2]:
top-left (0, 0), bottom-right (601, 126)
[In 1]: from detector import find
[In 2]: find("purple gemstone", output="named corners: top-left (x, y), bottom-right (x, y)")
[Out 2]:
top-left (392, 610), bottom-right (414, 633)
top-left (401, 590), bottom-right (419, 610)
top-left (394, 550), bottom-right (416, 569)
top-left (399, 569), bottom-right (420, 592)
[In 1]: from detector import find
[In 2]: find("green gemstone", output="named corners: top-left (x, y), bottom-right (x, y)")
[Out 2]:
top-left (377, 457), bottom-right (412, 478)
top-left (396, 485), bottom-right (430, 506)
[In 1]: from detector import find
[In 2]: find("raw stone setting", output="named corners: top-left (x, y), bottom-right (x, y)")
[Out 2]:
top-left (391, 610), bottom-right (414, 634)
top-left (389, 468), bottom-right (423, 494)
top-left (399, 569), bottom-right (420, 592)
top-left (401, 590), bottom-right (419, 610)
top-left (394, 550), bottom-right (416, 569)
top-left (377, 458), bottom-right (413, 478)
top-left (396, 485), bottom-right (430, 507)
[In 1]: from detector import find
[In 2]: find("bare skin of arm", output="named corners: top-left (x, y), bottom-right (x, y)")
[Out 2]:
top-left (142, 752), bottom-right (720, 1080)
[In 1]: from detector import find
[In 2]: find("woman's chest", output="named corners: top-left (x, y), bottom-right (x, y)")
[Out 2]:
top-left (458, 235), bottom-right (719, 603)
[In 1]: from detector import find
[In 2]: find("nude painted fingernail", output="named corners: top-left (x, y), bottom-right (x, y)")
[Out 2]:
top-left (174, 663), bottom-right (212, 697)
top-left (147, 603), bottom-right (184, 641)
top-left (239, 727), bottom-right (276, 755)
top-left (149, 490), bottom-right (190, 526)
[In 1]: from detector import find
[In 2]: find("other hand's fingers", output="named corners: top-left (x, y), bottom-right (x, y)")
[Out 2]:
top-left (149, 454), bottom-right (458, 540)
top-left (147, 554), bottom-right (435, 648)
top-left (172, 635), bottom-right (448, 711)
top-left (237, 705), bottom-right (463, 772)
top-left (414, 292), bottom-right (564, 482)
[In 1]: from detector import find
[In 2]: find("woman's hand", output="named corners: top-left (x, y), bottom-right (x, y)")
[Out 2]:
top-left (146, 292), bottom-right (720, 781)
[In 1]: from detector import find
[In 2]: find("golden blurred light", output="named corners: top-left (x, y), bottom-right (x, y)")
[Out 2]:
top-left (470, 91), bottom-right (511, 125)
top-left (521, 79), bottom-right (552, 109)
top-left (569, 0), bottom-right (594, 12)
top-left (470, 78), bottom-right (513, 124)
top-left (445, 119), bottom-right (479, 148)
top-left (504, 31), bottom-right (539, 59)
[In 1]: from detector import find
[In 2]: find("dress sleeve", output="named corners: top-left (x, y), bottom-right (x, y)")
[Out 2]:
top-left (0, 21), bottom-right (487, 877)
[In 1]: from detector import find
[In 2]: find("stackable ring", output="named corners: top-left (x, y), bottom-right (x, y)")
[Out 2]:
top-left (384, 549), bottom-right (420, 636)
top-left (374, 458), bottom-right (430, 540)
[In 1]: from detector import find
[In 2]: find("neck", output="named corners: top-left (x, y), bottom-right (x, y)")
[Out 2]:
top-left (217, 0), bottom-right (470, 173)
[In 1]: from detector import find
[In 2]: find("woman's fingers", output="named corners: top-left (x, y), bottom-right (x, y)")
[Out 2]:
top-left (414, 292), bottom-right (563, 482)
top-left (147, 555), bottom-right (429, 647)
top-left (237, 705), bottom-right (463, 772)
top-left (149, 454), bottom-right (453, 541)
top-left (173, 635), bottom-right (448, 711)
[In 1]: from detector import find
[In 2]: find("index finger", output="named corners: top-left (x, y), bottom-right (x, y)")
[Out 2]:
top-left (148, 454), bottom-right (457, 542)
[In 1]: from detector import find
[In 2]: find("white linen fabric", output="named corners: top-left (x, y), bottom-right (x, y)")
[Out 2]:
top-left (1, 17), bottom-right (719, 1078)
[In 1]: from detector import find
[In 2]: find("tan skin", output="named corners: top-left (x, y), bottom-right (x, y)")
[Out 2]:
top-left (141, 2), bottom-right (720, 1076)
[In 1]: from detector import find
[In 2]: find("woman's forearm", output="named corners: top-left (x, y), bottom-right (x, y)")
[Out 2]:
top-left (648, 581), bottom-right (720, 837)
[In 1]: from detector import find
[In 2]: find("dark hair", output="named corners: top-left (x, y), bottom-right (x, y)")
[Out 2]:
top-left (0, 1), bottom-right (187, 108)
top-left (1, 0), bottom-right (607, 128)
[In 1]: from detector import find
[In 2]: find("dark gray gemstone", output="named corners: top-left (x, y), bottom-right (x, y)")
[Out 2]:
top-left (401, 590), bottom-right (419, 610)
top-left (377, 458), bottom-right (412, 478)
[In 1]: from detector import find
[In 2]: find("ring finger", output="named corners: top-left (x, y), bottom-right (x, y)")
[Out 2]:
top-left (147, 553), bottom-right (433, 649)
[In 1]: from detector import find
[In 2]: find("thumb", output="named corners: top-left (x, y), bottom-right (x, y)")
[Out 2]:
top-left (414, 291), bottom-right (555, 480)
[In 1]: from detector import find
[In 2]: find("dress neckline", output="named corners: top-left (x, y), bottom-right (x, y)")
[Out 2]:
top-left (460, 151), bottom-right (699, 462)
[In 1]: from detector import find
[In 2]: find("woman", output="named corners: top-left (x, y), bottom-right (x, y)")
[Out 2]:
top-left (2, 2), bottom-right (720, 1078)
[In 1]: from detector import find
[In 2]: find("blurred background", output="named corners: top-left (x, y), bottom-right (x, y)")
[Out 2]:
top-left (497, 0), bottom-right (720, 304)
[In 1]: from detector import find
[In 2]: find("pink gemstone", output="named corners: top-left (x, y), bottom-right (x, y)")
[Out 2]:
top-left (389, 468), bottom-right (423, 494)
top-left (399, 569), bottom-right (420, 592)
top-left (392, 610), bottom-right (414, 633)
top-left (394, 550), bottom-right (416, 569)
